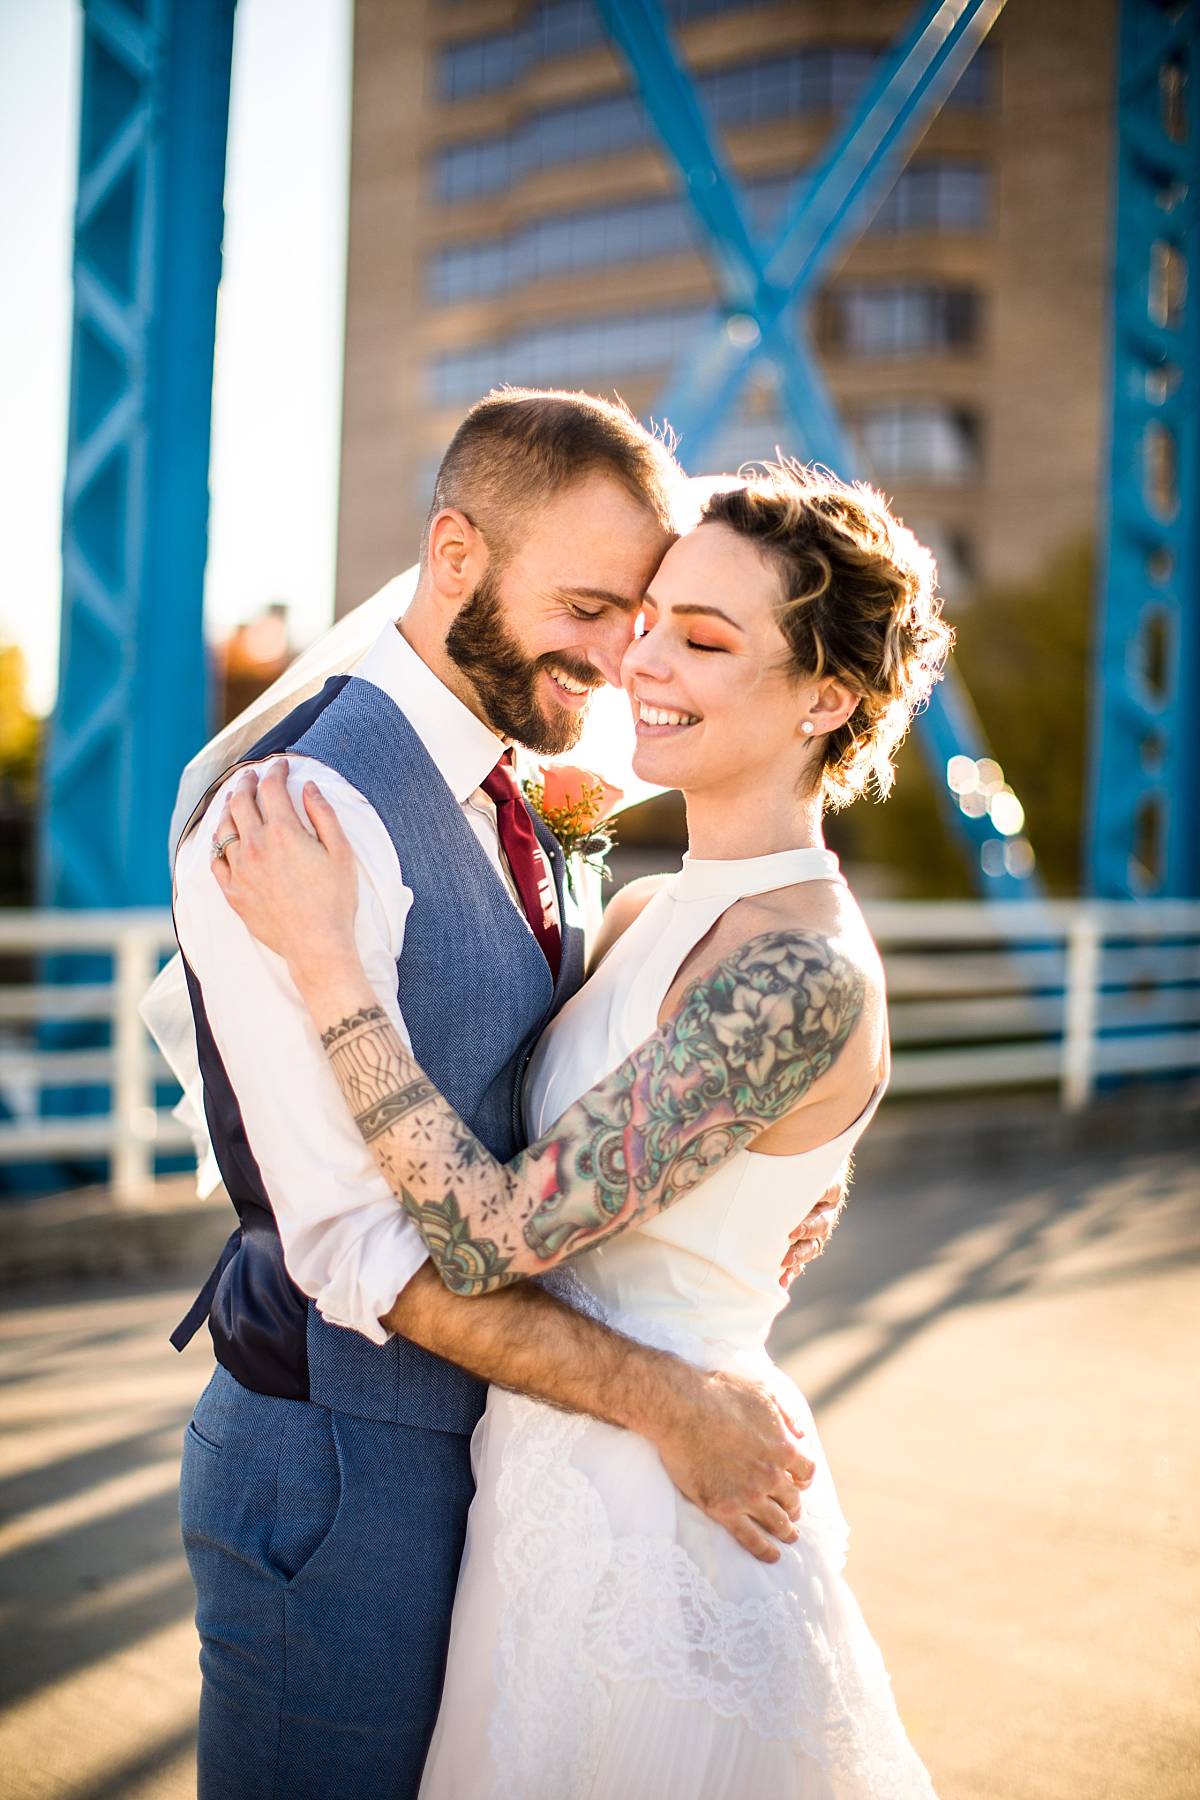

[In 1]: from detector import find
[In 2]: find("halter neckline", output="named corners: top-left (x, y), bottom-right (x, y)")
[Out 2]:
top-left (673, 846), bottom-right (843, 903)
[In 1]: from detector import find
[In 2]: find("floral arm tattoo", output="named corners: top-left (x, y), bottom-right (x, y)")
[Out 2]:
top-left (315, 930), bottom-right (866, 1298)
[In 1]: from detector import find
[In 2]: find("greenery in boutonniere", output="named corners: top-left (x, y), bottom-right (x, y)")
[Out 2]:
top-left (523, 763), bottom-right (624, 884)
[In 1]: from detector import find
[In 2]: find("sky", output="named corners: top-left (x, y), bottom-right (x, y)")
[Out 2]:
top-left (0, 0), bottom-right (352, 716)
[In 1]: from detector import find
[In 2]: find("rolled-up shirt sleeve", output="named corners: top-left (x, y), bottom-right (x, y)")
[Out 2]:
top-left (173, 757), bottom-right (429, 1344)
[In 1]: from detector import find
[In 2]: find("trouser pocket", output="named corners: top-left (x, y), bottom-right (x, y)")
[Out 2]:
top-left (179, 1375), bottom-right (342, 1592)
top-left (267, 1405), bottom-right (343, 1585)
top-left (185, 1415), bottom-right (222, 1454)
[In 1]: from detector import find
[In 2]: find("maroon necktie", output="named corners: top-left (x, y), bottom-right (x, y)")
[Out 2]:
top-left (482, 753), bottom-right (562, 981)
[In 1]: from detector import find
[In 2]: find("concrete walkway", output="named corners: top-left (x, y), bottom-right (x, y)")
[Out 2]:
top-left (1, 1127), bottom-right (1197, 1798)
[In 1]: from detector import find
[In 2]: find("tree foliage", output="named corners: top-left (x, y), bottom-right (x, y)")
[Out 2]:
top-left (828, 540), bottom-right (1094, 897)
top-left (0, 645), bottom-right (40, 795)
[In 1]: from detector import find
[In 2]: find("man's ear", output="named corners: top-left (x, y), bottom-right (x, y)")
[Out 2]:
top-left (426, 507), bottom-right (486, 606)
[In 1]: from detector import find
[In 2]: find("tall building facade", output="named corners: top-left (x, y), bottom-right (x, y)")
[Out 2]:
top-left (335, 0), bottom-right (1116, 618)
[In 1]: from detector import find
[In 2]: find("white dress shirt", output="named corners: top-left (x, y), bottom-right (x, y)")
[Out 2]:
top-left (173, 622), bottom-right (560, 1344)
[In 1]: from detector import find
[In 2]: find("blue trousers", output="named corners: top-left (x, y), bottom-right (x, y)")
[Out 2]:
top-left (180, 1365), bottom-right (475, 1800)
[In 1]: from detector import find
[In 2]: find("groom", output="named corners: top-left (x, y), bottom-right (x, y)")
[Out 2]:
top-left (171, 388), bottom-right (841, 1800)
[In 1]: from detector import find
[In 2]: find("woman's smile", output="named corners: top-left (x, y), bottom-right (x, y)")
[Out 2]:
top-left (632, 695), bottom-right (702, 736)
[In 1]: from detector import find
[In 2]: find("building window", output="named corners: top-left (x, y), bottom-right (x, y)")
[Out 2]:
top-left (439, 31), bottom-right (524, 100)
top-left (869, 161), bottom-right (990, 233)
top-left (529, 93), bottom-right (646, 169)
top-left (535, 0), bottom-right (604, 60)
top-left (823, 284), bottom-right (981, 355)
top-left (945, 46), bottom-right (993, 107)
top-left (432, 44), bottom-right (938, 203)
top-left (438, 0), bottom-right (792, 100)
top-left (854, 404), bottom-right (980, 482)
top-left (437, 136), bottom-right (513, 202)
top-left (427, 159), bottom-right (988, 303)
top-left (429, 193), bottom-right (703, 301)
top-left (912, 523), bottom-right (976, 600)
top-left (433, 33), bottom-right (996, 198)
top-left (704, 416), bottom-right (796, 474)
top-left (428, 304), bottom-right (712, 406)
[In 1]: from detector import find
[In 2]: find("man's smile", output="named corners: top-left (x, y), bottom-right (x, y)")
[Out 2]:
top-left (546, 665), bottom-right (596, 710)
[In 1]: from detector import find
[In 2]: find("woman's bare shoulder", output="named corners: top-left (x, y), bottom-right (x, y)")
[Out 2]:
top-left (666, 883), bottom-right (882, 1022)
top-left (741, 881), bottom-right (881, 976)
top-left (722, 888), bottom-right (887, 1152)
top-left (724, 885), bottom-right (887, 1048)
top-left (589, 872), bottom-right (672, 970)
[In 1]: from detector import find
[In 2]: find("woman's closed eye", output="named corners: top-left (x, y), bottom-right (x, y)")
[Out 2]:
top-left (688, 641), bottom-right (727, 654)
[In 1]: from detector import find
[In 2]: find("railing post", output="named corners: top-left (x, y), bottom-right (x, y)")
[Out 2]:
top-left (112, 926), bottom-right (158, 1202)
top-left (1062, 906), bottom-right (1101, 1112)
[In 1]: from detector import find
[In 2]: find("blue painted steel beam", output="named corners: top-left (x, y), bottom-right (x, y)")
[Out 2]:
top-left (43, 0), bottom-right (236, 911)
top-left (595, 0), bottom-right (1037, 897)
top-left (1087, 0), bottom-right (1199, 897)
top-left (654, 0), bottom-right (1007, 458)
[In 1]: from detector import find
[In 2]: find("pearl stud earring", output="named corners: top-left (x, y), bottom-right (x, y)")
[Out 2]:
top-left (801, 720), bottom-right (815, 736)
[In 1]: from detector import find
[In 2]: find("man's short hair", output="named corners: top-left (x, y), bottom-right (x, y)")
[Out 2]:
top-left (422, 387), bottom-right (681, 564)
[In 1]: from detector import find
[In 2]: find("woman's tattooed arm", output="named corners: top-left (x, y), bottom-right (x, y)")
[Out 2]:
top-left (314, 930), bottom-right (866, 1297)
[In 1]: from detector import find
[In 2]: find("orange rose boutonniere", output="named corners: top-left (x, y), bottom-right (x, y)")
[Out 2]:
top-left (523, 763), bottom-right (624, 885)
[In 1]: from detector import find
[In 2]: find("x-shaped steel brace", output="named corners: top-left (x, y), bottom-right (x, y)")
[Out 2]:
top-left (594, 0), bottom-right (1037, 895)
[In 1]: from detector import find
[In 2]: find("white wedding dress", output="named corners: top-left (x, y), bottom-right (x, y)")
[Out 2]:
top-left (418, 848), bottom-right (937, 1799)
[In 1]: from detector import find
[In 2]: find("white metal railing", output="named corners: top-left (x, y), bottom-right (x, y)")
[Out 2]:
top-left (865, 899), bottom-right (1200, 1111)
top-left (0, 900), bottom-right (1197, 1197)
top-left (0, 910), bottom-right (189, 1200)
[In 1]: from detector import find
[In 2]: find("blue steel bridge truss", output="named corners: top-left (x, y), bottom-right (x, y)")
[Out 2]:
top-left (595, 0), bottom-right (1041, 898)
top-left (1087, 0), bottom-right (1199, 897)
top-left (43, 0), bottom-right (235, 911)
top-left (42, 0), bottom-right (1198, 913)
top-left (27, 0), bottom-right (234, 1179)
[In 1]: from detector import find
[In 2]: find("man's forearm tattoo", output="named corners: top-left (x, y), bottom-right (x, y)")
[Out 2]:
top-left (322, 1010), bottom-right (439, 1140)
top-left (318, 931), bottom-right (866, 1297)
top-left (320, 1005), bottom-right (387, 1049)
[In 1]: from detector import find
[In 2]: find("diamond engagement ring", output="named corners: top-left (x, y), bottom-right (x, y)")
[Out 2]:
top-left (211, 833), bottom-right (239, 862)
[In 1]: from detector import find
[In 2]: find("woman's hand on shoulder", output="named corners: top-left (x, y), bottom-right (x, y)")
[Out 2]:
top-left (210, 759), bottom-right (359, 981)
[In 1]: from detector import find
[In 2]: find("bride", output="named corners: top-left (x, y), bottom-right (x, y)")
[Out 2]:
top-left (209, 464), bottom-right (949, 1798)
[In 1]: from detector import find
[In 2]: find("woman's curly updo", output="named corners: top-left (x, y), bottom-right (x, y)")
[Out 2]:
top-left (702, 462), bottom-right (953, 809)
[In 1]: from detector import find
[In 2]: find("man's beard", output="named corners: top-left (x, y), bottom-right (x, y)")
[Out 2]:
top-left (445, 566), bottom-right (600, 755)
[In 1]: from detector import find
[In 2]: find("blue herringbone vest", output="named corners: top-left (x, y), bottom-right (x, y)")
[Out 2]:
top-left (174, 673), bottom-right (585, 1429)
